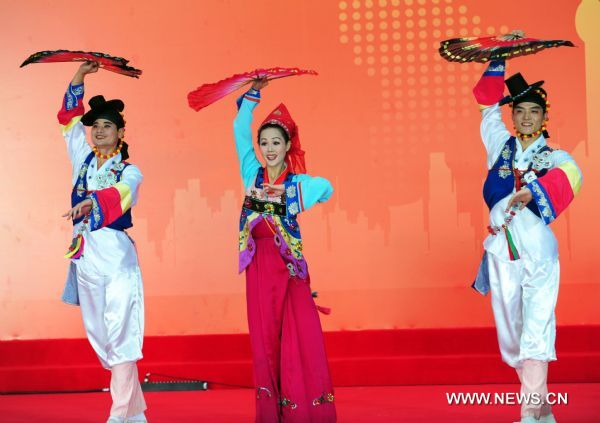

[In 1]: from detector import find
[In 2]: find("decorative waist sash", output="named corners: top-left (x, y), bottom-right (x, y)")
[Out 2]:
top-left (243, 196), bottom-right (286, 217)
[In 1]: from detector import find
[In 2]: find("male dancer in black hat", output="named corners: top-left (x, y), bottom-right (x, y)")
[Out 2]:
top-left (59, 61), bottom-right (147, 423)
top-left (471, 60), bottom-right (582, 423)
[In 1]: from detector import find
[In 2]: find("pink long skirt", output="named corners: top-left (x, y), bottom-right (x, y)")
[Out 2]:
top-left (246, 220), bottom-right (336, 423)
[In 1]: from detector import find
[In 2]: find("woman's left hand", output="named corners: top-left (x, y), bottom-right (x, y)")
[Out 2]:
top-left (506, 188), bottom-right (532, 212)
top-left (263, 183), bottom-right (285, 197)
top-left (63, 199), bottom-right (93, 220)
top-left (252, 77), bottom-right (269, 91)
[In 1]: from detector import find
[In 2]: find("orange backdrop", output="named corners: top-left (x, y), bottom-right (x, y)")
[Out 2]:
top-left (1, 0), bottom-right (598, 340)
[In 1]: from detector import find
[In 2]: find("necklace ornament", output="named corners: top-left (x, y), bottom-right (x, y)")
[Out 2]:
top-left (93, 139), bottom-right (124, 159)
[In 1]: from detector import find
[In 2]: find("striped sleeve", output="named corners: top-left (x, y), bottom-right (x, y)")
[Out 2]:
top-left (473, 60), bottom-right (506, 109)
top-left (475, 60), bottom-right (511, 168)
top-left (88, 164), bottom-right (143, 230)
top-left (236, 88), bottom-right (261, 109)
top-left (58, 82), bottom-right (85, 132)
top-left (57, 82), bottom-right (92, 172)
top-left (528, 151), bottom-right (583, 224)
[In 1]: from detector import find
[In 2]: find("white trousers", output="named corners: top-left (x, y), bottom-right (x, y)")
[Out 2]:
top-left (487, 252), bottom-right (560, 368)
top-left (77, 265), bottom-right (145, 368)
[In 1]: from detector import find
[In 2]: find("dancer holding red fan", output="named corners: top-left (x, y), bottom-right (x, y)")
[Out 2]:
top-left (472, 58), bottom-right (582, 423)
top-left (234, 77), bottom-right (336, 422)
top-left (59, 61), bottom-right (147, 423)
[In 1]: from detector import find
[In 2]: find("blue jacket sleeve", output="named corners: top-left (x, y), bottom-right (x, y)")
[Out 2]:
top-left (284, 174), bottom-right (333, 217)
top-left (233, 89), bottom-right (262, 189)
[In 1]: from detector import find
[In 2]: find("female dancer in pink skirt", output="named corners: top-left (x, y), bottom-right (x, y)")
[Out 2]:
top-left (233, 78), bottom-right (336, 423)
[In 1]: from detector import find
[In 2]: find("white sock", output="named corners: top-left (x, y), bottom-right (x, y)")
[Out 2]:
top-left (127, 412), bottom-right (146, 421)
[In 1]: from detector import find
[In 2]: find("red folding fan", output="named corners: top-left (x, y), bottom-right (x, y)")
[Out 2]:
top-left (439, 31), bottom-right (574, 63)
top-left (187, 67), bottom-right (318, 111)
top-left (20, 50), bottom-right (142, 78)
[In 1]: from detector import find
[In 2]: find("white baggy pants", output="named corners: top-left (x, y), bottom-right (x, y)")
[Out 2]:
top-left (77, 265), bottom-right (144, 368)
top-left (487, 253), bottom-right (560, 368)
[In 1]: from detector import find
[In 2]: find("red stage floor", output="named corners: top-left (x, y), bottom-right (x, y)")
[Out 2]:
top-left (0, 384), bottom-right (598, 422)
top-left (3, 327), bottom-right (600, 393)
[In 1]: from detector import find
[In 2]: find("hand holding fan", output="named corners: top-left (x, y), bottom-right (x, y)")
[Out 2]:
top-left (187, 67), bottom-right (318, 111)
top-left (20, 49), bottom-right (142, 78)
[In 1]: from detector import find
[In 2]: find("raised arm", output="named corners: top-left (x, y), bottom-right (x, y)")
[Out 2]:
top-left (233, 80), bottom-right (266, 189)
top-left (473, 60), bottom-right (511, 168)
top-left (57, 62), bottom-right (98, 173)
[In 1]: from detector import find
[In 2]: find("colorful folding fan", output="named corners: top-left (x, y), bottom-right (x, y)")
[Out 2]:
top-left (187, 67), bottom-right (318, 111)
top-left (20, 50), bottom-right (142, 78)
top-left (439, 31), bottom-right (574, 63)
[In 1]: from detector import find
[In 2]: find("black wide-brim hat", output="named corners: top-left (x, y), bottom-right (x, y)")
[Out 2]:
top-left (499, 73), bottom-right (545, 106)
top-left (81, 95), bottom-right (125, 127)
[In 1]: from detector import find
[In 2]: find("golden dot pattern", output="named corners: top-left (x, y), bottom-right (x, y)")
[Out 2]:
top-left (338, 0), bottom-right (508, 134)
